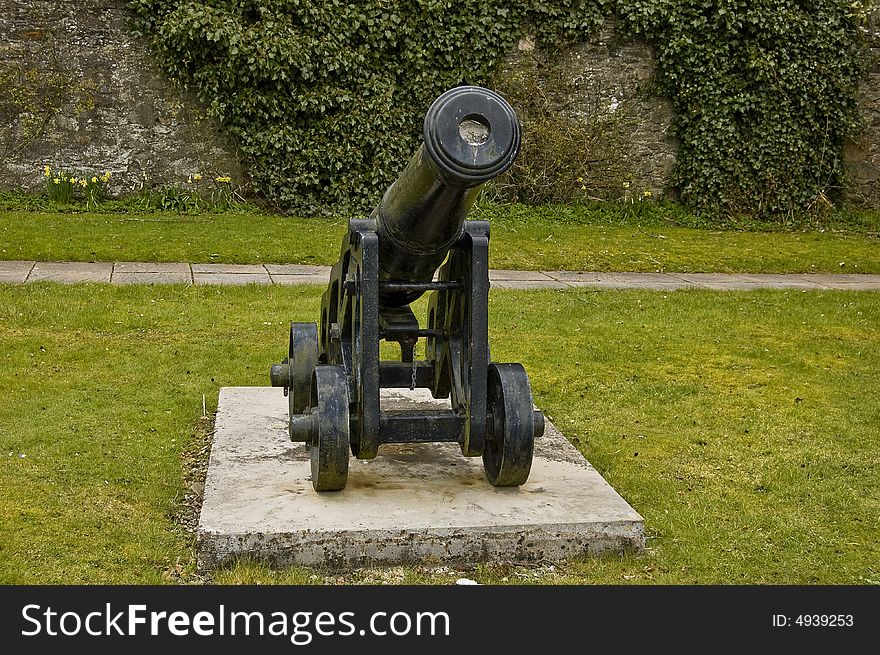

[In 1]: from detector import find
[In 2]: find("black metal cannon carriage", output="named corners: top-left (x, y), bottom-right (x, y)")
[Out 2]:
top-left (270, 86), bottom-right (544, 491)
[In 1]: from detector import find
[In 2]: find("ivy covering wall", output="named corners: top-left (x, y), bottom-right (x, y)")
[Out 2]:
top-left (129, 0), bottom-right (866, 219)
top-left (621, 0), bottom-right (865, 217)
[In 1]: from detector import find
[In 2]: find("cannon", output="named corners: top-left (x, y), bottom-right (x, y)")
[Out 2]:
top-left (270, 85), bottom-right (544, 491)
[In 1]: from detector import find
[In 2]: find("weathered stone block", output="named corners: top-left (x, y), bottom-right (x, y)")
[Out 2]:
top-left (0, 0), bottom-right (243, 195)
top-left (197, 387), bottom-right (645, 570)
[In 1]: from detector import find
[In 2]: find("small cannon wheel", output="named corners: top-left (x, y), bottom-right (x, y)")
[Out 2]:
top-left (288, 322), bottom-right (319, 416)
top-left (309, 365), bottom-right (350, 491)
top-left (483, 363), bottom-right (535, 487)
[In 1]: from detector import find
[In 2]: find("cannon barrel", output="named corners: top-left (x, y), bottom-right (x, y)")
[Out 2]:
top-left (372, 86), bottom-right (521, 307)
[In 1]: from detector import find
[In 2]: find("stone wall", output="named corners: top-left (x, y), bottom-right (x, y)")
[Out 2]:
top-left (502, 16), bottom-right (880, 207)
top-left (497, 22), bottom-right (677, 201)
top-left (556, 28), bottom-right (677, 198)
top-left (0, 0), bottom-right (242, 195)
top-left (1, 2), bottom-right (878, 208)
top-left (843, 8), bottom-right (880, 207)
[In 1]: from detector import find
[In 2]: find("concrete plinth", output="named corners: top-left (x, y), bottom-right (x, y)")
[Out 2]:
top-left (197, 386), bottom-right (644, 570)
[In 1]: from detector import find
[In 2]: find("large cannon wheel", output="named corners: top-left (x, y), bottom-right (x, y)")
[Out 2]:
top-left (483, 363), bottom-right (535, 487)
top-left (309, 365), bottom-right (350, 491)
top-left (287, 322), bottom-right (319, 416)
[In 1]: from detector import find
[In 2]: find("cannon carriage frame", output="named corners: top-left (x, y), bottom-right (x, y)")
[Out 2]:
top-left (271, 86), bottom-right (544, 491)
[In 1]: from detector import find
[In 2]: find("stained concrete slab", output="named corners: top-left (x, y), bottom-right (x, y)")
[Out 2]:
top-left (271, 274), bottom-right (329, 286)
top-left (264, 264), bottom-right (330, 276)
top-left (488, 269), bottom-right (556, 281)
top-left (193, 272), bottom-right (271, 285)
top-left (112, 272), bottom-right (193, 285)
top-left (0, 260), bottom-right (35, 283)
top-left (734, 274), bottom-right (825, 289)
top-left (669, 272), bottom-right (850, 290)
top-left (549, 272), bottom-right (692, 290)
top-left (197, 386), bottom-right (644, 570)
top-left (192, 263), bottom-right (272, 285)
top-left (544, 271), bottom-right (615, 283)
top-left (799, 273), bottom-right (880, 289)
top-left (28, 261), bottom-right (113, 283)
top-left (672, 273), bottom-right (769, 290)
top-left (490, 279), bottom-right (569, 290)
top-left (114, 261), bottom-right (191, 274)
top-left (192, 263), bottom-right (268, 274)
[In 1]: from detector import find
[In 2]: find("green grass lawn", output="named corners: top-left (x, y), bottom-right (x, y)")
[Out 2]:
top-left (1, 204), bottom-right (878, 273)
top-left (0, 283), bottom-right (877, 584)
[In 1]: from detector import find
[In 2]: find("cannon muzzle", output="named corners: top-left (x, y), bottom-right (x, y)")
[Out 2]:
top-left (373, 86), bottom-right (521, 307)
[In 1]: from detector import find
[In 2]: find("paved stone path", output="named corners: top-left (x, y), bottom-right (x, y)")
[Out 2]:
top-left (2, 260), bottom-right (880, 290)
